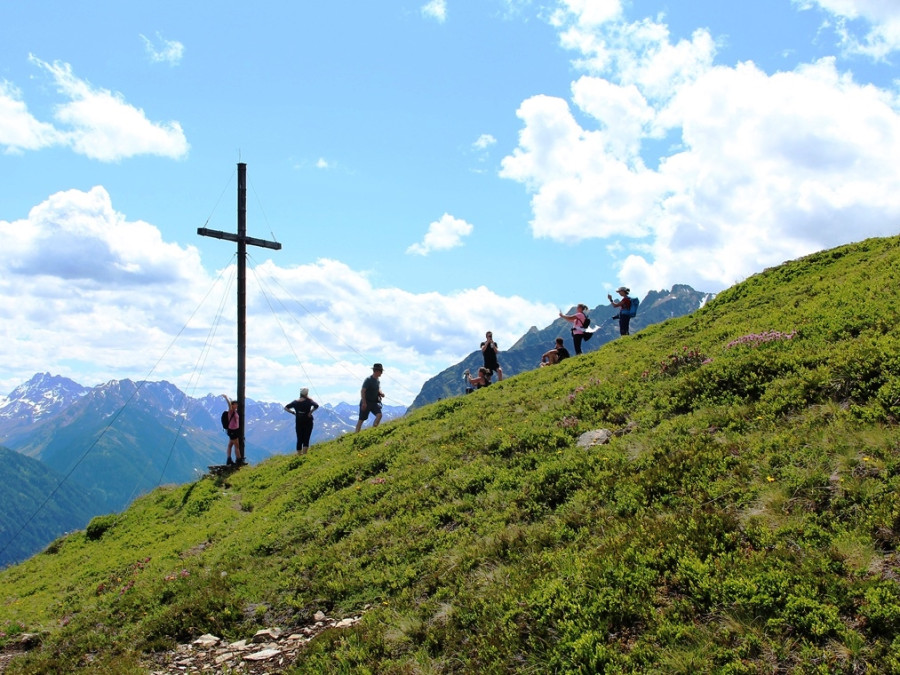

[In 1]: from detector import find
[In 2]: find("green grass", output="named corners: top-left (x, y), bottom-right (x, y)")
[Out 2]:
top-left (3, 235), bottom-right (900, 673)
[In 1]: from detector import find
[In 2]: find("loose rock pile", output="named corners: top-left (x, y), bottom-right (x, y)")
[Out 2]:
top-left (144, 612), bottom-right (363, 674)
top-left (0, 613), bottom-right (363, 674)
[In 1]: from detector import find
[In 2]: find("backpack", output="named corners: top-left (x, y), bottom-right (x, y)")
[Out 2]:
top-left (582, 315), bottom-right (591, 329)
top-left (625, 297), bottom-right (639, 318)
top-left (220, 410), bottom-right (230, 430)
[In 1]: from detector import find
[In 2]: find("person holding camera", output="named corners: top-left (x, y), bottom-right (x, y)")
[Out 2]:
top-left (480, 331), bottom-right (503, 382)
top-left (464, 366), bottom-right (493, 392)
top-left (608, 287), bottom-right (633, 336)
top-left (559, 304), bottom-right (589, 354)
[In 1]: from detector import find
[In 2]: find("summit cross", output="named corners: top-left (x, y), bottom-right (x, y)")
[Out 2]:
top-left (198, 162), bottom-right (281, 459)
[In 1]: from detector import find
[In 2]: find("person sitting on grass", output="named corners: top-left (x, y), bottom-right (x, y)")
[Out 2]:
top-left (540, 337), bottom-right (571, 366)
top-left (463, 367), bottom-right (492, 392)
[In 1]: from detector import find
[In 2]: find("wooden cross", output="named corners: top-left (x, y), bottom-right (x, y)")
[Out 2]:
top-left (198, 163), bottom-right (281, 459)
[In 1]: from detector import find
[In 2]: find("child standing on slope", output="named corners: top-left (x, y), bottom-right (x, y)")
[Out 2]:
top-left (221, 394), bottom-right (245, 466)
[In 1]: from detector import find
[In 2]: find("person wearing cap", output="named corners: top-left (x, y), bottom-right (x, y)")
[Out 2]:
top-left (608, 286), bottom-right (633, 336)
top-left (559, 303), bottom-right (589, 355)
top-left (284, 387), bottom-right (319, 454)
top-left (355, 363), bottom-right (385, 432)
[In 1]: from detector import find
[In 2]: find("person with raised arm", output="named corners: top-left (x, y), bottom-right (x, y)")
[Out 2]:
top-left (559, 303), bottom-right (589, 355)
top-left (608, 287), bottom-right (633, 336)
top-left (221, 394), bottom-right (245, 466)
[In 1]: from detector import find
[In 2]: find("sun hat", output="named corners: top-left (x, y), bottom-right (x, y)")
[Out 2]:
top-left (300, 388), bottom-right (309, 397)
top-left (373, 363), bottom-right (384, 371)
top-left (617, 286), bottom-right (630, 293)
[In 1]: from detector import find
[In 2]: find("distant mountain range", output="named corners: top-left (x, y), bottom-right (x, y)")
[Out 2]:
top-left (410, 284), bottom-right (714, 409)
top-left (0, 375), bottom-right (406, 566)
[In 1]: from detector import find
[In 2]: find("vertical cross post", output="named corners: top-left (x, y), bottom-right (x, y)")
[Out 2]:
top-left (198, 163), bottom-right (281, 460)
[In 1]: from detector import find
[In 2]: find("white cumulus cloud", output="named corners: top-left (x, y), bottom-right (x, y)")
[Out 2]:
top-left (473, 133), bottom-right (497, 150)
top-left (406, 213), bottom-right (474, 256)
top-left (0, 190), bottom-right (553, 407)
top-left (0, 80), bottom-right (65, 153)
top-left (422, 0), bottom-right (447, 23)
top-left (140, 33), bottom-right (185, 65)
top-left (500, 4), bottom-right (900, 292)
top-left (797, 0), bottom-right (900, 59)
top-left (9, 55), bottom-right (190, 162)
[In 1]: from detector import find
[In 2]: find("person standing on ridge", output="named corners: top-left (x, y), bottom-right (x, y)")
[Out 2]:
top-left (608, 286), bottom-right (633, 336)
top-left (221, 394), bottom-right (245, 466)
top-left (481, 331), bottom-right (503, 382)
top-left (559, 304), bottom-right (589, 355)
top-left (285, 387), bottom-right (319, 454)
top-left (355, 363), bottom-right (385, 432)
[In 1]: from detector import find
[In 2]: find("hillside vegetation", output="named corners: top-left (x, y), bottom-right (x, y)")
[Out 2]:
top-left (409, 284), bottom-right (711, 409)
top-left (2, 236), bottom-right (900, 673)
top-left (0, 447), bottom-right (102, 569)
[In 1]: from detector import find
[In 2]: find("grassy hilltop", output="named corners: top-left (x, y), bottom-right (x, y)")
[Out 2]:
top-left (2, 236), bottom-right (900, 673)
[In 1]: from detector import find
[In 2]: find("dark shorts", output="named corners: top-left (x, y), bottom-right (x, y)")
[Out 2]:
top-left (227, 429), bottom-right (239, 440)
top-left (358, 401), bottom-right (382, 421)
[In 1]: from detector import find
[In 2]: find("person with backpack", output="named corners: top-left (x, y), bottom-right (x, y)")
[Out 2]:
top-left (355, 363), bottom-right (385, 432)
top-left (559, 303), bottom-right (589, 354)
top-left (220, 394), bottom-right (245, 466)
top-left (284, 388), bottom-right (319, 454)
top-left (480, 331), bottom-right (504, 382)
top-left (608, 286), bottom-right (635, 336)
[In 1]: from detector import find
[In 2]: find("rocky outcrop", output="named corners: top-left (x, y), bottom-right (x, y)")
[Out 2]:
top-left (143, 612), bottom-right (363, 674)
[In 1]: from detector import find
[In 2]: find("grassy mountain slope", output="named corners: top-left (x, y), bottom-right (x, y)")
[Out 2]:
top-left (409, 284), bottom-right (712, 409)
top-left (0, 447), bottom-right (102, 569)
top-left (2, 236), bottom-right (900, 673)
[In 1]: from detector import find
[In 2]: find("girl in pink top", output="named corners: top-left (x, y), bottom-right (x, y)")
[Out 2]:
top-left (559, 303), bottom-right (589, 355)
top-left (221, 394), bottom-right (245, 466)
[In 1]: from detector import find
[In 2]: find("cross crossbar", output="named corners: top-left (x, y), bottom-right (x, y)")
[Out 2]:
top-left (197, 163), bottom-right (281, 462)
top-left (197, 227), bottom-right (282, 251)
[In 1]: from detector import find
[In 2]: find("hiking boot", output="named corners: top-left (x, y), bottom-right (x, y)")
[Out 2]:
top-left (226, 457), bottom-right (234, 466)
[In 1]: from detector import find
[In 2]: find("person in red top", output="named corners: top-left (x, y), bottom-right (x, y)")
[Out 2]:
top-left (608, 286), bottom-right (633, 336)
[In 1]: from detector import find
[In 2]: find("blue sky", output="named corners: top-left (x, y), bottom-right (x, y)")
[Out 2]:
top-left (1, 0), bottom-right (899, 408)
